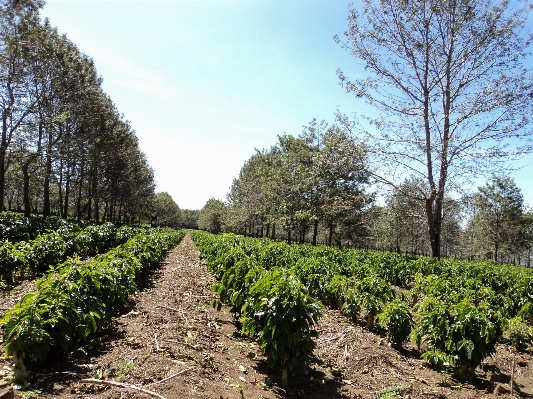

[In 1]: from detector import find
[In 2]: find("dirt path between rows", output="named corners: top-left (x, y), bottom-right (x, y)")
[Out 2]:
top-left (1, 233), bottom-right (532, 398)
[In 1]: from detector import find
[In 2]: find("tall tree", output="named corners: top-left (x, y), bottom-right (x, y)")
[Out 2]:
top-left (152, 192), bottom-right (181, 227)
top-left (336, 0), bottom-right (533, 258)
top-left (227, 122), bottom-right (371, 246)
top-left (180, 209), bottom-right (200, 229)
top-left (0, 0), bottom-right (42, 211)
top-left (471, 175), bottom-right (527, 262)
top-left (198, 198), bottom-right (226, 234)
top-left (226, 150), bottom-right (272, 236)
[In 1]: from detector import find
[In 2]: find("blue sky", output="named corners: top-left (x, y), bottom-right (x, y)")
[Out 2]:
top-left (41, 0), bottom-right (533, 210)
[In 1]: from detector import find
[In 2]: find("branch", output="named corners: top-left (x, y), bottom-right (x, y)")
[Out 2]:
top-left (79, 378), bottom-right (166, 399)
top-left (145, 367), bottom-right (193, 387)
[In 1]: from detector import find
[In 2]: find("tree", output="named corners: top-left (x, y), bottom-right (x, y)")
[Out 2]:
top-left (180, 209), bottom-right (200, 229)
top-left (226, 121), bottom-right (371, 246)
top-left (198, 198), bottom-right (226, 234)
top-left (335, 0), bottom-right (533, 258)
top-left (0, 0), bottom-right (42, 211)
top-left (470, 175), bottom-right (527, 262)
top-left (311, 124), bottom-right (370, 245)
top-left (226, 150), bottom-right (274, 237)
top-left (152, 192), bottom-right (181, 227)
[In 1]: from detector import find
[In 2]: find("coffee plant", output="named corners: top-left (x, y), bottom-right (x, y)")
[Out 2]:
top-left (1, 229), bottom-right (185, 381)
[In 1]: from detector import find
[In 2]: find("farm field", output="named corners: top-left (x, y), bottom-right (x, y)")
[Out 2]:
top-left (1, 233), bottom-right (532, 398)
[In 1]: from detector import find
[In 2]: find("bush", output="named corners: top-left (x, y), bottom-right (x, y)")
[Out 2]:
top-left (241, 268), bottom-right (321, 384)
top-left (411, 292), bottom-right (506, 379)
top-left (1, 229), bottom-right (185, 375)
top-left (507, 316), bottom-right (533, 352)
top-left (377, 298), bottom-right (413, 348)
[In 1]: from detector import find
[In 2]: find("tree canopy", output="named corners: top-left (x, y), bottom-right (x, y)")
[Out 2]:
top-left (0, 0), bottom-right (158, 222)
top-left (335, 0), bottom-right (533, 257)
top-left (225, 120), bottom-right (372, 246)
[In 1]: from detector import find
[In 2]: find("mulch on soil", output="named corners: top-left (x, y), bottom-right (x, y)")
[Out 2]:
top-left (1, 233), bottom-right (532, 398)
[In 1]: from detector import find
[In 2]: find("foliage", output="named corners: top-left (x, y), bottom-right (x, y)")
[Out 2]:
top-left (0, 5), bottom-right (156, 222)
top-left (225, 120), bottom-right (371, 246)
top-left (193, 231), bottom-right (533, 379)
top-left (152, 192), bottom-right (181, 227)
top-left (377, 299), bottom-right (413, 348)
top-left (241, 268), bottom-right (321, 382)
top-left (0, 221), bottom-right (142, 287)
top-left (411, 292), bottom-right (506, 379)
top-left (467, 176), bottom-right (529, 262)
top-left (198, 198), bottom-right (227, 234)
top-left (354, 276), bottom-right (395, 330)
top-left (180, 209), bottom-right (200, 229)
top-left (335, 0), bottom-right (533, 258)
top-left (0, 212), bottom-right (77, 242)
top-left (0, 229), bottom-right (185, 366)
top-left (506, 316), bottom-right (533, 352)
top-left (191, 231), bottom-right (322, 384)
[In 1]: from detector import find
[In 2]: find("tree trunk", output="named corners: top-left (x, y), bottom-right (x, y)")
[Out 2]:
top-left (42, 125), bottom-right (56, 217)
top-left (76, 159), bottom-right (85, 222)
top-left (328, 224), bottom-right (334, 246)
top-left (287, 230), bottom-right (292, 244)
top-left (0, 147), bottom-right (5, 212)
top-left (0, 114), bottom-right (7, 212)
top-left (366, 312), bottom-right (374, 331)
top-left (62, 163), bottom-right (71, 219)
top-left (58, 160), bottom-right (64, 217)
top-left (22, 162), bottom-right (31, 217)
top-left (43, 151), bottom-right (52, 217)
top-left (13, 352), bottom-right (28, 384)
top-left (426, 196), bottom-right (443, 259)
top-left (271, 223), bottom-right (276, 239)
top-left (312, 220), bottom-right (319, 246)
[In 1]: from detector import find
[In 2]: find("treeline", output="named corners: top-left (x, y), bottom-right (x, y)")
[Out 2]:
top-left (197, 120), bottom-right (533, 266)
top-left (0, 0), bottom-right (156, 223)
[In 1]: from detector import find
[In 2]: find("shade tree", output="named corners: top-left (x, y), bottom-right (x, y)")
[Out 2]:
top-left (335, 0), bottom-right (533, 258)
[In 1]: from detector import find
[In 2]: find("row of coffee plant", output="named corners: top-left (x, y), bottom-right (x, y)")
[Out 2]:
top-left (1, 229), bottom-right (185, 382)
top-left (190, 231), bottom-right (321, 385)
top-left (0, 212), bottom-right (81, 242)
top-left (192, 232), bottom-right (533, 380)
top-left (0, 223), bottom-right (141, 287)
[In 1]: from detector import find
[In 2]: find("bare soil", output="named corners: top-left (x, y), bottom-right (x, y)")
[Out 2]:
top-left (1, 233), bottom-right (532, 398)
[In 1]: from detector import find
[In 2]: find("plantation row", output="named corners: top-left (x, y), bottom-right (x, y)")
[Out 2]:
top-left (0, 212), bottom-right (85, 243)
top-left (0, 222), bottom-right (142, 288)
top-left (1, 228), bottom-right (186, 381)
top-left (190, 231), bottom-right (533, 381)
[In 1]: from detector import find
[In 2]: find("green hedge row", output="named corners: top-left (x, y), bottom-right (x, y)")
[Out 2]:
top-left (192, 232), bottom-right (532, 380)
top-left (0, 223), bottom-right (140, 287)
top-left (0, 212), bottom-right (81, 242)
top-left (1, 229), bottom-right (185, 373)
top-left (191, 231), bottom-right (321, 385)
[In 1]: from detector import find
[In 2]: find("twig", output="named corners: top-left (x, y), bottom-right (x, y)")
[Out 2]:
top-left (154, 335), bottom-right (160, 351)
top-left (180, 307), bottom-right (189, 325)
top-left (159, 305), bottom-right (180, 312)
top-left (318, 332), bottom-right (345, 344)
top-left (342, 344), bottom-right (350, 367)
top-left (157, 305), bottom-right (189, 325)
top-left (145, 367), bottom-right (193, 387)
top-left (79, 378), bottom-right (165, 399)
top-left (317, 327), bottom-right (353, 344)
